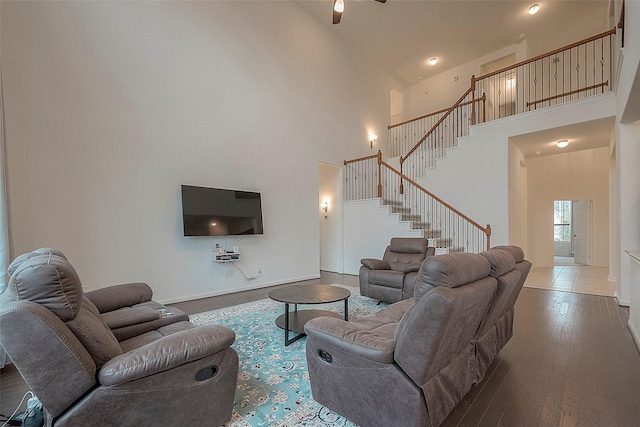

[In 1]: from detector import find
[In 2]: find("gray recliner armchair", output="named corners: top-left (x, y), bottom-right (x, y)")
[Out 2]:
top-left (359, 237), bottom-right (435, 303)
top-left (0, 248), bottom-right (238, 427)
top-left (306, 252), bottom-right (498, 427)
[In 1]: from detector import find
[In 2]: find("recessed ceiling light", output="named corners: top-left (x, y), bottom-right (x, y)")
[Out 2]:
top-left (528, 4), bottom-right (540, 15)
top-left (556, 139), bottom-right (569, 148)
top-left (428, 57), bottom-right (438, 66)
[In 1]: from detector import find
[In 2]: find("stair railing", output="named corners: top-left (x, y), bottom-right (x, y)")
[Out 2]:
top-left (398, 86), bottom-right (484, 194)
top-left (344, 151), bottom-right (491, 252)
top-left (474, 28), bottom-right (616, 121)
top-left (394, 28), bottom-right (616, 186)
top-left (388, 93), bottom-right (486, 158)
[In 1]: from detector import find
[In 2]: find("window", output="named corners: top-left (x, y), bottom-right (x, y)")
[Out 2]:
top-left (554, 200), bottom-right (572, 242)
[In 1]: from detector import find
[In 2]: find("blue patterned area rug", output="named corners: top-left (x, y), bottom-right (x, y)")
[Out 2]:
top-left (189, 285), bottom-right (385, 427)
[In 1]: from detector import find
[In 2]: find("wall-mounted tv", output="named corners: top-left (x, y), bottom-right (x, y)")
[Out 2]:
top-left (181, 185), bottom-right (264, 236)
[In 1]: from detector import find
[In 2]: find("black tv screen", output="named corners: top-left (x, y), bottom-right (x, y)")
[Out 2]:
top-left (181, 185), bottom-right (264, 236)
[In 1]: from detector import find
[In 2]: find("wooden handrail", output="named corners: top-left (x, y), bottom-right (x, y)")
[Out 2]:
top-left (526, 81), bottom-right (609, 107)
top-left (400, 87), bottom-right (474, 165)
top-left (476, 28), bottom-right (616, 82)
top-left (381, 160), bottom-right (490, 235)
top-left (388, 95), bottom-right (485, 130)
top-left (344, 153), bottom-right (378, 165)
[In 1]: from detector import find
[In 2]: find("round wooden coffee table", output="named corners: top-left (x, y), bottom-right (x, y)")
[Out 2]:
top-left (269, 284), bottom-right (351, 346)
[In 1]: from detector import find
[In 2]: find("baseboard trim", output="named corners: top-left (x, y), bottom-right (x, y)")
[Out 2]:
top-left (158, 274), bottom-right (322, 305)
top-left (615, 292), bottom-right (630, 307)
top-left (628, 319), bottom-right (640, 353)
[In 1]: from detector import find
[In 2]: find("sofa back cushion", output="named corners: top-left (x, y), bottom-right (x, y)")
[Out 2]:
top-left (413, 252), bottom-right (491, 300)
top-left (384, 238), bottom-right (429, 272)
top-left (394, 276), bottom-right (497, 386)
top-left (7, 250), bottom-right (122, 367)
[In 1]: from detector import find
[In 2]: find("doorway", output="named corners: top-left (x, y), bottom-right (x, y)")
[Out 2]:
top-left (319, 162), bottom-right (343, 273)
top-left (554, 200), bottom-right (592, 265)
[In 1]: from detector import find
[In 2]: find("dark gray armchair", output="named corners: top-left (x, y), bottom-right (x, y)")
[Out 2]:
top-left (359, 237), bottom-right (435, 303)
top-left (0, 248), bottom-right (238, 427)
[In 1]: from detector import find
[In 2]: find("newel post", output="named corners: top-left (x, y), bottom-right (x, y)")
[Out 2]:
top-left (485, 224), bottom-right (492, 250)
top-left (377, 150), bottom-right (383, 198)
top-left (470, 75), bottom-right (477, 125)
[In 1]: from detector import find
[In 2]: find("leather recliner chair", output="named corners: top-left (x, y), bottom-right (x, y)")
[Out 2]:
top-left (0, 248), bottom-right (238, 427)
top-left (359, 237), bottom-right (435, 303)
top-left (306, 252), bottom-right (498, 427)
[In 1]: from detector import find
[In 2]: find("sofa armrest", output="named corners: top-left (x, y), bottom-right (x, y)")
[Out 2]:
top-left (86, 282), bottom-right (153, 313)
top-left (360, 258), bottom-right (391, 270)
top-left (402, 263), bottom-right (422, 274)
top-left (98, 324), bottom-right (236, 386)
top-left (101, 305), bottom-right (160, 329)
top-left (304, 317), bottom-right (396, 364)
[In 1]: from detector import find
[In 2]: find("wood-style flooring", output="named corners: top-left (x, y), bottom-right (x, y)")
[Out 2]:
top-left (2, 271), bottom-right (639, 426)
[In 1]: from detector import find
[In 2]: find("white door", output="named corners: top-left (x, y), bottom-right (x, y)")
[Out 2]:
top-left (573, 200), bottom-right (591, 265)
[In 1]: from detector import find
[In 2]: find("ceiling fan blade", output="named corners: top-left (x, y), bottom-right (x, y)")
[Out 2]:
top-left (333, 0), bottom-right (342, 24)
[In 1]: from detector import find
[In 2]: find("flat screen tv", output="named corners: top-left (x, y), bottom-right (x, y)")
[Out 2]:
top-left (181, 185), bottom-right (264, 236)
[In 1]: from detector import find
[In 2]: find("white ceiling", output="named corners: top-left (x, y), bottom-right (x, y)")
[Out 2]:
top-left (294, 0), bottom-right (612, 87)
top-left (294, 0), bottom-right (616, 158)
top-left (510, 116), bottom-right (614, 158)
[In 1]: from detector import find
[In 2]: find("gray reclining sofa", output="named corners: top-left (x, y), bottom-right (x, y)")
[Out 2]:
top-left (305, 246), bottom-right (529, 427)
top-left (0, 248), bottom-right (238, 427)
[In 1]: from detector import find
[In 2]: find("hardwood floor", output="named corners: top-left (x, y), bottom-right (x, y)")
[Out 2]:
top-left (2, 272), bottom-right (639, 426)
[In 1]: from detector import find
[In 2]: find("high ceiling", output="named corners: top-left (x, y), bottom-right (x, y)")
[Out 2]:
top-left (295, 0), bottom-right (615, 158)
top-left (295, 0), bottom-right (613, 87)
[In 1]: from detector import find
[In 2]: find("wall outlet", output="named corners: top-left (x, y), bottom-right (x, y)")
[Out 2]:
top-left (224, 270), bottom-right (234, 278)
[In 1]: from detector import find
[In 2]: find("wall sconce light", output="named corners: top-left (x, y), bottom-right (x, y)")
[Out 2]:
top-left (369, 134), bottom-right (377, 149)
top-left (320, 200), bottom-right (329, 212)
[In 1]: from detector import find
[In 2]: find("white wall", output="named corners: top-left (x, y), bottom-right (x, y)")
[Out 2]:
top-left (612, 0), bottom-right (640, 308)
top-left (405, 41), bottom-right (529, 118)
top-left (1, 1), bottom-right (400, 302)
top-left (508, 142), bottom-right (528, 251)
top-left (343, 199), bottom-right (421, 275)
top-left (526, 147), bottom-right (610, 267)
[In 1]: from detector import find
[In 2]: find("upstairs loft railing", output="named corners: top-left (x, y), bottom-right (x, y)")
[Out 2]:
top-left (474, 28), bottom-right (616, 121)
top-left (394, 28), bottom-right (616, 180)
top-left (344, 151), bottom-right (491, 252)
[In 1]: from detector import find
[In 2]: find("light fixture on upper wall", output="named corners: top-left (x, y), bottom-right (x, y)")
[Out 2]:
top-left (528, 4), bottom-right (540, 15)
top-left (556, 139), bottom-right (569, 148)
top-left (370, 134), bottom-right (377, 149)
top-left (428, 57), bottom-right (438, 66)
top-left (320, 200), bottom-right (329, 212)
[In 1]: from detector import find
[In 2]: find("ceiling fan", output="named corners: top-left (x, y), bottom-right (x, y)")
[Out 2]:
top-left (332, 0), bottom-right (387, 25)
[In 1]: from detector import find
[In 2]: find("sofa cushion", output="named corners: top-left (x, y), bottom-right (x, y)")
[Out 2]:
top-left (480, 248), bottom-right (516, 278)
top-left (66, 304), bottom-right (123, 368)
top-left (360, 258), bottom-right (391, 270)
top-left (491, 245), bottom-right (525, 263)
top-left (7, 247), bottom-right (68, 277)
top-left (389, 237), bottom-right (428, 254)
top-left (413, 253), bottom-right (491, 300)
top-left (7, 253), bottom-right (83, 321)
top-left (368, 270), bottom-right (405, 288)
